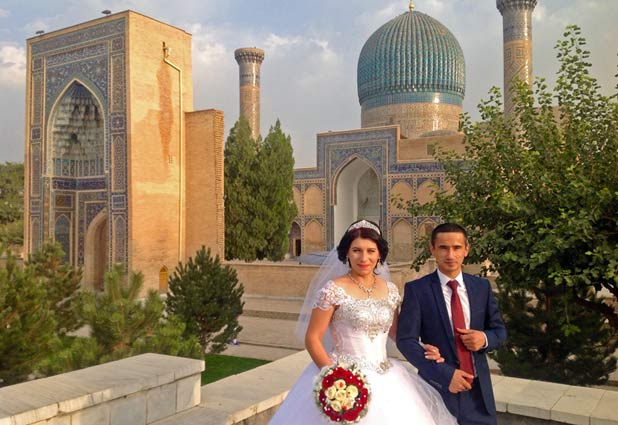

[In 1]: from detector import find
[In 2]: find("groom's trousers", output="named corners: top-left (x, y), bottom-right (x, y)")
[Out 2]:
top-left (450, 378), bottom-right (497, 425)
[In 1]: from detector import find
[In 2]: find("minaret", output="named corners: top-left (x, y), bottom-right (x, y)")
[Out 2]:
top-left (234, 47), bottom-right (265, 140)
top-left (497, 0), bottom-right (537, 116)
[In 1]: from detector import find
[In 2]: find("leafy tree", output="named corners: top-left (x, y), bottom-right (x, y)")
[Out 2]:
top-left (0, 246), bottom-right (57, 386)
top-left (40, 265), bottom-right (202, 376)
top-left (166, 246), bottom-right (244, 353)
top-left (0, 162), bottom-right (24, 245)
top-left (256, 120), bottom-right (297, 260)
top-left (410, 26), bottom-right (618, 384)
top-left (27, 242), bottom-right (83, 336)
top-left (224, 117), bottom-right (263, 260)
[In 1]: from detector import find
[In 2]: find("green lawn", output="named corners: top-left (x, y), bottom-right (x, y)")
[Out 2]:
top-left (202, 354), bottom-right (270, 385)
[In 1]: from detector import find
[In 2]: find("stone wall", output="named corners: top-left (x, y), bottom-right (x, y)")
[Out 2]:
top-left (185, 109), bottom-right (225, 260)
top-left (127, 12), bottom-right (194, 294)
top-left (227, 260), bottom-right (438, 299)
top-left (0, 353), bottom-right (204, 425)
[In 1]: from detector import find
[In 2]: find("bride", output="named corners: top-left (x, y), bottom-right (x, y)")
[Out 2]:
top-left (269, 220), bottom-right (457, 424)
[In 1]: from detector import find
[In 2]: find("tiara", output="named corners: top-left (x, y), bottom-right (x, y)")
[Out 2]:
top-left (347, 220), bottom-right (381, 235)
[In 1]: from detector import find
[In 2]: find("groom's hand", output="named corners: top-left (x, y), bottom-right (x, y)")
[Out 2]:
top-left (448, 369), bottom-right (474, 393)
top-left (456, 328), bottom-right (486, 352)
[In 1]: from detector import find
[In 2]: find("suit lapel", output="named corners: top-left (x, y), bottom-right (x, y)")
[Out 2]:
top-left (463, 274), bottom-right (479, 329)
top-left (429, 271), bottom-right (457, 356)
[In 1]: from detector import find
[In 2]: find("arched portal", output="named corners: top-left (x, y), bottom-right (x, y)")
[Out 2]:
top-left (84, 210), bottom-right (109, 291)
top-left (334, 158), bottom-right (380, 244)
top-left (49, 81), bottom-right (104, 178)
top-left (289, 221), bottom-right (301, 257)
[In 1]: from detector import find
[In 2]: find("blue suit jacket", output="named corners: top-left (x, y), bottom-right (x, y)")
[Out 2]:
top-left (396, 271), bottom-right (507, 416)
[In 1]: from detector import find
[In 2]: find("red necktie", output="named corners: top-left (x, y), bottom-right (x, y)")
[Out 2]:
top-left (447, 280), bottom-right (474, 382)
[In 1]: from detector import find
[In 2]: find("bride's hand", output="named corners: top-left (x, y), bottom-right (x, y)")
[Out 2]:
top-left (423, 344), bottom-right (445, 363)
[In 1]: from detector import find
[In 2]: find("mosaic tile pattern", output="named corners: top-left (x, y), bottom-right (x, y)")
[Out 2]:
top-left (32, 73), bottom-right (43, 125)
top-left (113, 215), bottom-right (126, 264)
top-left (497, 0), bottom-right (538, 38)
top-left (55, 193), bottom-right (73, 208)
top-left (357, 10), bottom-right (465, 110)
top-left (112, 134), bottom-right (126, 191)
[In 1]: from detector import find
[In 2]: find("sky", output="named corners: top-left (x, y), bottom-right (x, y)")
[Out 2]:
top-left (0, 0), bottom-right (616, 167)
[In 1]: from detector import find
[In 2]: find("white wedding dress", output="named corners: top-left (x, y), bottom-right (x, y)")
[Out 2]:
top-left (269, 281), bottom-right (457, 424)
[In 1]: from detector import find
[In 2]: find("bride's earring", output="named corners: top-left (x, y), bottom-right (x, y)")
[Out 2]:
top-left (374, 260), bottom-right (382, 275)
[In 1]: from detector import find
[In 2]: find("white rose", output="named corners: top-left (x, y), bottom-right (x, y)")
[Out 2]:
top-left (330, 400), bottom-right (342, 412)
top-left (335, 389), bottom-right (348, 401)
top-left (334, 379), bottom-right (346, 389)
top-left (325, 386), bottom-right (337, 400)
top-left (346, 385), bottom-right (359, 399)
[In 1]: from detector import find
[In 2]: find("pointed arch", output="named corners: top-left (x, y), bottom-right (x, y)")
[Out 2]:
top-left (416, 179), bottom-right (438, 205)
top-left (332, 156), bottom-right (381, 244)
top-left (289, 221), bottom-right (302, 257)
top-left (47, 79), bottom-right (106, 178)
top-left (390, 181), bottom-right (413, 214)
top-left (303, 185), bottom-right (323, 216)
top-left (84, 209), bottom-right (108, 291)
top-left (391, 219), bottom-right (413, 262)
top-left (159, 266), bottom-right (169, 294)
top-left (304, 219), bottom-right (324, 253)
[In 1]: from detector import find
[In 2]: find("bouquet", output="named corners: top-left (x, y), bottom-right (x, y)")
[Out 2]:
top-left (314, 363), bottom-right (370, 423)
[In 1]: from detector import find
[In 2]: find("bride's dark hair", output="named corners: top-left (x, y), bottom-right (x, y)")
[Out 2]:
top-left (336, 219), bottom-right (389, 265)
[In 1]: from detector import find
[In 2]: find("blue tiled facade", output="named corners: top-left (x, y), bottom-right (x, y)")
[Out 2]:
top-left (28, 17), bottom-right (128, 268)
top-left (293, 127), bottom-right (442, 251)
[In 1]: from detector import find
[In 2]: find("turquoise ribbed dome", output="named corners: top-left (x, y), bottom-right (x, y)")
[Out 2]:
top-left (357, 10), bottom-right (465, 109)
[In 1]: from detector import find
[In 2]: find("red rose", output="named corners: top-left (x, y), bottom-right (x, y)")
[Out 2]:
top-left (343, 409), bottom-right (358, 421)
top-left (323, 375), bottom-right (335, 388)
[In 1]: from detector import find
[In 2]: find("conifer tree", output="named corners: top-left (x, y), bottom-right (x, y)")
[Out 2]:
top-left (224, 116), bottom-right (263, 260)
top-left (0, 162), bottom-right (24, 245)
top-left (166, 247), bottom-right (244, 353)
top-left (40, 265), bottom-right (202, 375)
top-left (27, 242), bottom-right (83, 336)
top-left (256, 120), bottom-right (297, 260)
top-left (0, 247), bottom-right (57, 386)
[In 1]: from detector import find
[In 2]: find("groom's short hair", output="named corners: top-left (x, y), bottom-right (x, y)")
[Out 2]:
top-left (431, 223), bottom-right (468, 246)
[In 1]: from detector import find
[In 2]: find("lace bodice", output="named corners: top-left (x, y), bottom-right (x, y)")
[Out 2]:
top-left (313, 280), bottom-right (400, 373)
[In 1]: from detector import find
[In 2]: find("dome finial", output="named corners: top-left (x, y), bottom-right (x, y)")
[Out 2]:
top-left (409, 1), bottom-right (415, 11)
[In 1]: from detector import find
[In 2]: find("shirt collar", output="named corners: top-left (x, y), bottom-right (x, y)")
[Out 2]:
top-left (436, 269), bottom-right (463, 287)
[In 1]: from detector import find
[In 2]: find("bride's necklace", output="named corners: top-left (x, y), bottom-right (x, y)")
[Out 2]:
top-left (347, 272), bottom-right (377, 297)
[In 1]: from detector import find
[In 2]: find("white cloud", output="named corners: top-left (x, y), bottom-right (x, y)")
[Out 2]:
top-left (0, 43), bottom-right (26, 87)
top-left (0, 9), bottom-right (10, 18)
top-left (189, 23), bottom-right (228, 66)
top-left (264, 34), bottom-right (302, 54)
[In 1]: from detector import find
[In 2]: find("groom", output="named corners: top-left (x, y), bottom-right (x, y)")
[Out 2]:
top-left (397, 223), bottom-right (507, 425)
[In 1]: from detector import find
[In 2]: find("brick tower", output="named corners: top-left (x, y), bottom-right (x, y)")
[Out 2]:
top-left (234, 47), bottom-right (265, 140)
top-left (497, 0), bottom-right (538, 115)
